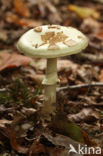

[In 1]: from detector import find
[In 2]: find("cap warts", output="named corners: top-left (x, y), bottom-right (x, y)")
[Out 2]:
top-left (34, 26), bottom-right (42, 32)
top-left (41, 31), bottom-right (68, 45)
top-left (48, 25), bottom-right (61, 29)
top-left (34, 44), bottom-right (39, 48)
top-left (48, 44), bottom-right (60, 50)
top-left (77, 35), bottom-right (85, 39)
top-left (41, 32), bottom-right (55, 43)
top-left (63, 39), bottom-right (77, 47)
top-left (49, 32), bottom-right (68, 44)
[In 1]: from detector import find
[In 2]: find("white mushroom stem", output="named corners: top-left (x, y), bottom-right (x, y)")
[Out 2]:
top-left (42, 58), bottom-right (58, 116)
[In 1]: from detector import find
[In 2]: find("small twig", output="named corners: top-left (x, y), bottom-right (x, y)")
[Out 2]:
top-left (57, 82), bottom-right (103, 92)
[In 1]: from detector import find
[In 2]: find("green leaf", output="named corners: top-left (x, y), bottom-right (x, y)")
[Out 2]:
top-left (49, 113), bottom-right (96, 146)
top-left (49, 118), bottom-right (85, 143)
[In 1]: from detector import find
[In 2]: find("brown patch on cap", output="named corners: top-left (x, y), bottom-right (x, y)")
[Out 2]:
top-left (34, 26), bottom-right (42, 32)
top-left (41, 31), bottom-right (68, 46)
top-left (78, 35), bottom-right (84, 39)
top-left (48, 25), bottom-right (61, 29)
top-left (49, 32), bottom-right (68, 44)
top-left (48, 44), bottom-right (60, 50)
top-left (63, 39), bottom-right (77, 47)
top-left (39, 42), bottom-right (47, 47)
top-left (35, 44), bottom-right (39, 48)
top-left (41, 32), bottom-right (55, 43)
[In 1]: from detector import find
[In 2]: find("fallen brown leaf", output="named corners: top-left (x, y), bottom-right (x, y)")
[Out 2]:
top-left (80, 18), bottom-right (101, 33)
top-left (0, 30), bottom-right (8, 42)
top-left (99, 70), bottom-right (103, 82)
top-left (28, 74), bottom-right (45, 85)
top-left (95, 31), bottom-right (103, 40)
top-left (43, 132), bottom-right (80, 150)
top-left (6, 12), bottom-right (18, 24)
top-left (13, 0), bottom-right (30, 17)
top-left (6, 12), bottom-right (42, 27)
top-left (0, 52), bottom-right (32, 71)
top-left (17, 18), bottom-right (42, 27)
top-left (10, 126), bottom-right (28, 154)
top-left (57, 60), bottom-right (78, 72)
top-left (68, 108), bottom-right (100, 123)
top-left (0, 119), bottom-right (12, 128)
top-left (29, 137), bottom-right (65, 156)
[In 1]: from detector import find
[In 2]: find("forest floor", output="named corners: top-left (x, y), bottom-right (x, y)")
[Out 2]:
top-left (0, 0), bottom-right (103, 155)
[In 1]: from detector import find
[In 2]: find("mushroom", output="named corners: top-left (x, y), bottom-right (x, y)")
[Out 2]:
top-left (17, 25), bottom-right (88, 120)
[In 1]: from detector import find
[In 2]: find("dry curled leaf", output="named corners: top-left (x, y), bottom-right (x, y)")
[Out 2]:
top-left (0, 119), bottom-right (12, 128)
top-left (10, 127), bottom-right (28, 154)
top-left (68, 108), bottom-right (100, 123)
top-left (0, 52), bottom-right (32, 71)
top-left (29, 137), bottom-right (65, 156)
top-left (13, 0), bottom-right (30, 17)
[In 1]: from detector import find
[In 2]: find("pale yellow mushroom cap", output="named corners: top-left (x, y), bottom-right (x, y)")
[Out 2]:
top-left (17, 25), bottom-right (88, 58)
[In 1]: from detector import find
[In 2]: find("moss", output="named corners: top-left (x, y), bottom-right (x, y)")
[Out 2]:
top-left (0, 79), bottom-right (42, 107)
